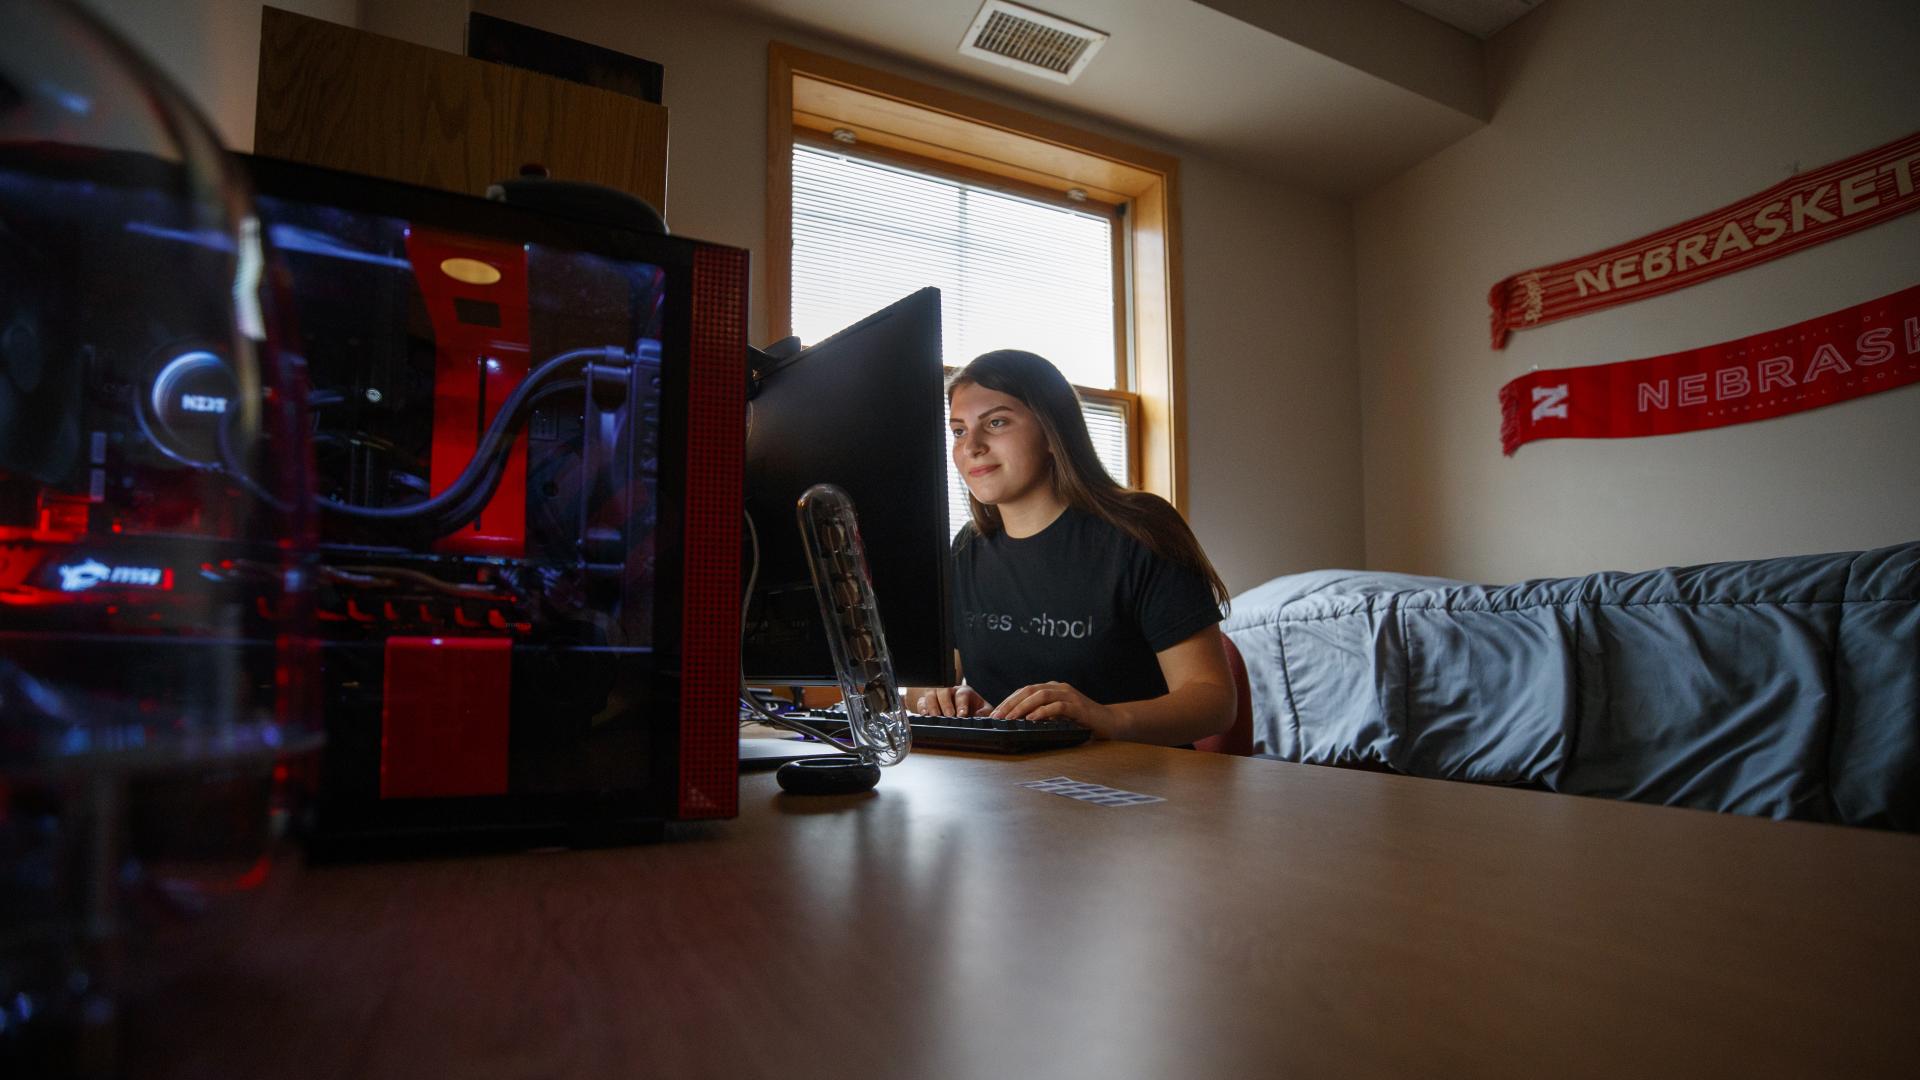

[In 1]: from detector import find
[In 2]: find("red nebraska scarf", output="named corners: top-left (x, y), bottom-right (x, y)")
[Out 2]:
top-left (1498, 283), bottom-right (1920, 455)
top-left (1488, 130), bottom-right (1920, 348)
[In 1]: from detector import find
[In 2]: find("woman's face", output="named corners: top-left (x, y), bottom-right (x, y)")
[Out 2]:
top-left (949, 382), bottom-right (1053, 509)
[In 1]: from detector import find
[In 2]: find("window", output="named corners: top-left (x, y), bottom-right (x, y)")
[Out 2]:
top-left (766, 44), bottom-right (1189, 513)
top-left (789, 141), bottom-right (1135, 535)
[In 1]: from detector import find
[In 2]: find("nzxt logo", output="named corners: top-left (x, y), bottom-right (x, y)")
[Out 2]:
top-left (1531, 384), bottom-right (1570, 422)
top-left (57, 559), bottom-right (166, 592)
top-left (180, 394), bottom-right (229, 414)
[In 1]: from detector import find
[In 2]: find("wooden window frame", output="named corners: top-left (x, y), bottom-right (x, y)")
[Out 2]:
top-left (767, 43), bottom-right (1187, 511)
top-left (794, 131), bottom-right (1137, 483)
top-left (1079, 385), bottom-right (1143, 488)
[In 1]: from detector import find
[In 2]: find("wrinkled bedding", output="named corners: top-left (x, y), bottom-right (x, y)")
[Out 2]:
top-left (1222, 542), bottom-right (1920, 829)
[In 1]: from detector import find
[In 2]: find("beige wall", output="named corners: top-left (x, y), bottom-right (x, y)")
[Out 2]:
top-left (1182, 160), bottom-right (1362, 591)
top-left (79, 0), bottom-right (360, 151)
top-left (1355, 0), bottom-right (1920, 583)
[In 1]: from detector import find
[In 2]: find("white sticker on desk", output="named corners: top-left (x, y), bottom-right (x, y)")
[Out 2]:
top-left (1021, 776), bottom-right (1164, 807)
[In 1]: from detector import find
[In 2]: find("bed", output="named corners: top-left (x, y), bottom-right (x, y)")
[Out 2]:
top-left (1221, 541), bottom-right (1920, 830)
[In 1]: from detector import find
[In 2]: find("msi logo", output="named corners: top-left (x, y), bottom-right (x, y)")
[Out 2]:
top-left (57, 559), bottom-right (165, 592)
top-left (1531, 384), bottom-right (1570, 422)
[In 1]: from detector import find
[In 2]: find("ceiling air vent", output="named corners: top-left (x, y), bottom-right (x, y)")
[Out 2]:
top-left (958, 1), bottom-right (1109, 84)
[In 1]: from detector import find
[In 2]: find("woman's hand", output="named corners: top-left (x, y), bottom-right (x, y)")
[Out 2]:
top-left (992, 682), bottom-right (1123, 739)
top-left (913, 684), bottom-right (990, 717)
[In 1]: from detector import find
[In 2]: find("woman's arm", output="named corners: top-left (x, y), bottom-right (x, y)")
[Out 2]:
top-left (992, 626), bottom-right (1236, 746)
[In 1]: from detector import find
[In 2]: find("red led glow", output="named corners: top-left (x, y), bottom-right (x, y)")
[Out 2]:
top-left (194, 853), bottom-right (273, 895)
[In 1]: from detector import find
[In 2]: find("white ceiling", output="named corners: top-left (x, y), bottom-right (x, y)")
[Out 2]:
top-left (715, 0), bottom-right (1547, 195)
top-left (1396, 0), bottom-right (1545, 40)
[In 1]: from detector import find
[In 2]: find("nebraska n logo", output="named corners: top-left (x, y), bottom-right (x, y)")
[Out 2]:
top-left (1531, 384), bottom-right (1569, 422)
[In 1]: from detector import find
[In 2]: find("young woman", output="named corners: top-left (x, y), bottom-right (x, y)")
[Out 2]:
top-left (911, 350), bottom-right (1236, 746)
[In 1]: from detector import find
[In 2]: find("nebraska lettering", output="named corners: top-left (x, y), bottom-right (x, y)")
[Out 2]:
top-left (1756, 356), bottom-right (1794, 394)
top-left (1635, 327), bottom-right (1915, 412)
top-left (1709, 220), bottom-right (1754, 260)
top-left (1801, 343), bottom-right (1851, 382)
top-left (1574, 244), bottom-right (1684, 295)
top-left (1573, 156), bottom-right (1918, 299)
top-left (1789, 184), bottom-right (1836, 230)
top-left (1881, 151), bottom-right (1920, 196)
top-left (1751, 201), bottom-right (1789, 245)
top-left (1840, 170), bottom-right (1880, 215)
top-left (1856, 327), bottom-right (1894, 365)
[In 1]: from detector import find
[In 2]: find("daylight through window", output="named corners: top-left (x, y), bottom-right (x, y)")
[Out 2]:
top-left (790, 142), bottom-right (1133, 536)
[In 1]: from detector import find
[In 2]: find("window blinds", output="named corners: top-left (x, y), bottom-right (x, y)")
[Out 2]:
top-left (791, 143), bottom-right (1129, 536)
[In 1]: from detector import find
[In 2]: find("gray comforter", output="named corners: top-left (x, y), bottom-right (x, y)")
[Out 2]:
top-left (1222, 542), bottom-right (1920, 830)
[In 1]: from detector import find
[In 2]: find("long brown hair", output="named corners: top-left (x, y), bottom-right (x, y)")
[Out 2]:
top-left (948, 350), bottom-right (1229, 610)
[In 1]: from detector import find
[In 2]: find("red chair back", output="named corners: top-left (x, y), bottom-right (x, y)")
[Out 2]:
top-left (1194, 633), bottom-right (1254, 756)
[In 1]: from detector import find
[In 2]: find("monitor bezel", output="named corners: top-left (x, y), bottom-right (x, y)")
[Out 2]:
top-left (741, 287), bottom-right (955, 689)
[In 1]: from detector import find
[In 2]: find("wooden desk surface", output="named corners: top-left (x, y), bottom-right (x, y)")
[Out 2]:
top-left (125, 741), bottom-right (1920, 1079)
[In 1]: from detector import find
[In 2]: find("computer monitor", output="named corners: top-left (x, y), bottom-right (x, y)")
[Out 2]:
top-left (241, 154), bottom-right (748, 847)
top-left (742, 288), bottom-right (955, 688)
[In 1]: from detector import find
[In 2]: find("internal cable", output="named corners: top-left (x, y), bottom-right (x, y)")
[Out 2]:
top-left (217, 347), bottom-right (621, 536)
top-left (215, 407), bottom-right (291, 513)
top-left (317, 346), bottom-right (626, 531)
top-left (322, 564), bottom-right (512, 601)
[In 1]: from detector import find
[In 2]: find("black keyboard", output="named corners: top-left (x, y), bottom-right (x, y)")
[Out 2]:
top-left (786, 709), bottom-right (1092, 754)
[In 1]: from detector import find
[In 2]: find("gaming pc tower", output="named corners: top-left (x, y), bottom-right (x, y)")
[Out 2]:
top-left (6, 130), bottom-right (949, 857)
top-left (243, 157), bottom-right (748, 850)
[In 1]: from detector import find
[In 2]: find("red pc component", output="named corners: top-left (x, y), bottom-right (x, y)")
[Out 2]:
top-left (404, 229), bottom-right (532, 558)
top-left (676, 245), bottom-right (748, 820)
top-left (35, 493), bottom-right (89, 540)
top-left (379, 636), bottom-right (512, 799)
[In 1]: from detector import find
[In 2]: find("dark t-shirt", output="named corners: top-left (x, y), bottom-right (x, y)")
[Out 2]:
top-left (950, 506), bottom-right (1222, 706)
